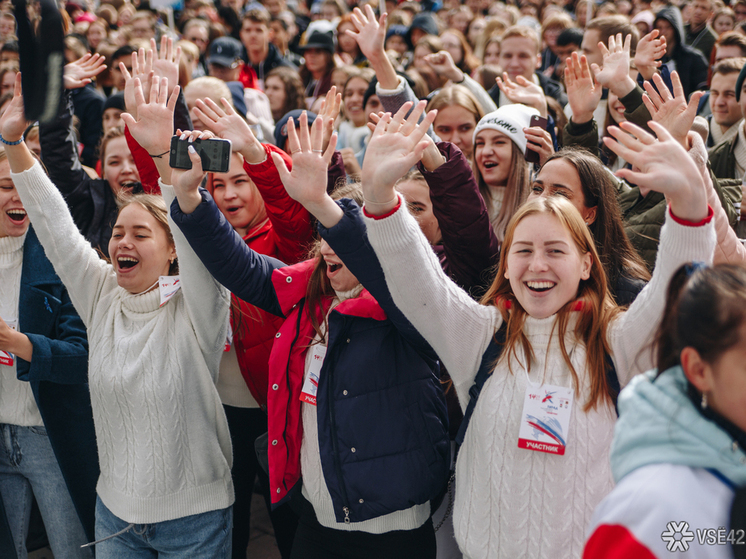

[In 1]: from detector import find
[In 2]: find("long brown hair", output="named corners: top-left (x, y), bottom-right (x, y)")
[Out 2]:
top-left (472, 139), bottom-right (530, 242)
top-left (306, 182), bottom-right (365, 342)
top-left (481, 196), bottom-right (620, 411)
top-left (543, 149), bottom-right (650, 298)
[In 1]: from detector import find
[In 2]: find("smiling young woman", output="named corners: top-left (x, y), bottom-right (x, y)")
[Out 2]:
top-left (361, 103), bottom-right (716, 559)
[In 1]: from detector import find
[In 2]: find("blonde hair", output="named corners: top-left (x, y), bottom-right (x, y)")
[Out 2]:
top-left (116, 193), bottom-right (178, 275)
top-left (481, 197), bottom-right (620, 411)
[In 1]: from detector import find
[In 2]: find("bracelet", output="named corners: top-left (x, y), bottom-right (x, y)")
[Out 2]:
top-left (0, 133), bottom-right (23, 146)
top-left (149, 150), bottom-right (169, 159)
top-left (363, 195), bottom-right (398, 207)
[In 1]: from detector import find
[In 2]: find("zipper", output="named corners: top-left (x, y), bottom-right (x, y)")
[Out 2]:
top-left (281, 299), bottom-right (305, 491)
top-left (326, 313), bottom-right (352, 523)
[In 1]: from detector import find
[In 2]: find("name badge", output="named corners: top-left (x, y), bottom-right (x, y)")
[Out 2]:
top-left (518, 382), bottom-right (574, 456)
top-left (159, 275), bottom-right (181, 307)
top-left (0, 319), bottom-right (17, 366)
top-left (300, 344), bottom-right (327, 406)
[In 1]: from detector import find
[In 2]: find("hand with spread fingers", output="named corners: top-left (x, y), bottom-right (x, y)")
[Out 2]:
top-left (634, 29), bottom-right (666, 81)
top-left (592, 33), bottom-right (636, 98)
top-left (495, 72), bottom-right (547, 117)
top-left (369, 110), bottom-right (445, 171)
top-left (120, 76), bottom-right (181, 183)
top-left (347, 5), bottom-right (387, 62)
top-left (641, 71), bottom-right (703, 148)
top-left (193, 97), bottom-right (265, 163)
top-left (362, 100), bottom-right (437, 214)
top-left (271, 111), bottom-right (341, 228)
top-left (64, 53), bottom-right (107, 90)
top-left (121, 45), bottom-right (155, 120)
top-left (603, 120), bottom-right (707, 222)
top-left (564, 52), bottom-right (602, 124)
top-left (152, 36), bottom-right (181, 97)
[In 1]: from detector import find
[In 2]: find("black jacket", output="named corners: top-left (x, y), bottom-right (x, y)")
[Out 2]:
top-left (245, 42), bottom-right (298, 82)
top-left (654, 6), bottom-right (709, 99)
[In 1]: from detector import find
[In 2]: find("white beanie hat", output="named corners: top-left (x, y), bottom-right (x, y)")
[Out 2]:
top-left (473, 104), bottom-right (540, 155)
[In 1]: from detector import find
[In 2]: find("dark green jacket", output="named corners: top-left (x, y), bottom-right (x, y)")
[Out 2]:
top-left (708, 132), bottom-right (738, 181)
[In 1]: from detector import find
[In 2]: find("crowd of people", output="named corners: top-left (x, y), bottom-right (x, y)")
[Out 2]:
top-left (1, 0), bottom-right (746, 557)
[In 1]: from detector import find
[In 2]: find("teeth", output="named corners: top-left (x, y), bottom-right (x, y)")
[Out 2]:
top-left (118, 256), bottom-right (139, 263)
top-left (6, 209), bottom-right (26, 216)
top-left (527, 281), bottom-right (555, 290)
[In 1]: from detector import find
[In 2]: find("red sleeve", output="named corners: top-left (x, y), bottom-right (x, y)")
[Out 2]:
top-left (124, 126), bottom-right (161, 195)
top-left (668, 205), bottom-right (714, 227)
top-left (583, 524), bottom-right (657, 559)
top-left (244, 144), bottom-right (313, 264)
top-left (362, 197), bottom-right (402, 220)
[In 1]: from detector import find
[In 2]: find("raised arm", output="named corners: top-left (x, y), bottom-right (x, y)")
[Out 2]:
top-left (416, 139), bottom-right (500, 294)
top-left (603, 121), bottom-right (715, 386)
top-left (424, 51), bottom-right (497, 113)
top-left (4, 74), bottom-right (116, 325)
top-left (360, 102), bottom-right (501, 403)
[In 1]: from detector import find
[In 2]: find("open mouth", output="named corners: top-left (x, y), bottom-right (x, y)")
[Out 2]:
top-left (226, 206), bottom-right (242, 214)
top-left (328, 263), bottom-right (342, 273)
top-left (525, 280), bottom-right (556, 293)
top-left (120, 181), bottom-right (138, 191)
top-left (6, 209), bottom-right (26, 223)
top-left (117, 256), bottom-right (139, 270)
top-left (483, 161), bottom-right (498, 169)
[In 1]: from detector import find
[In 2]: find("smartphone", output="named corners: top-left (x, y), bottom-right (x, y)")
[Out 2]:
top-left (169, 137), bottom-right (232, 173)
top-left (524, 115), bottom-right (549, 165)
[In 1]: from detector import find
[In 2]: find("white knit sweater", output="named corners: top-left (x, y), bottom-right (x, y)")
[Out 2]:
top-left (364, 199), bottom-right (715, 559)
top-left (11, 162), bottom-right (233, 524)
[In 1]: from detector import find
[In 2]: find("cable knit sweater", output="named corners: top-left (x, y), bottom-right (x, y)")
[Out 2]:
top-left (364, 199), bottom-right (715, 559)
top-left (10, 162), bottom-right (233, 524)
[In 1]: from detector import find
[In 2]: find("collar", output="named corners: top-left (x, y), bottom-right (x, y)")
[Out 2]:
top-left (0, 230), bottom-right (27, 268)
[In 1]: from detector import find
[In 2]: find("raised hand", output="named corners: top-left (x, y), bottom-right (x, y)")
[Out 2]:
top-left (271, 111), bottom-right (341, 227)
top-left (603, 120), bottom-right (707, 222)
top-left (362, 100), bottom-right (437, 213)
top-left (592, 33), bottom-right (636, 98)
top-left (152, 36), bottom-right (181, 97)
top-left (316, 86), bottom-right (342, 153)
top-left (121, 46), bottom-right (154, 120)
top-left (0, 73), bottom-right (30, 143)
top-left (424, 51), bottom-right (463, 83)
top-left (121, 76), bottom-right (180, 184)
top-left (64, 53), bottom-right (106, 90)
top-left (347, 5), bottom-right (387, 61)
top-left (495, 73), bottom-right (548, 117)
top-left (370, 109), bottom-right (445, 171)
top-left (193, 97), bottom-right (264, 162)
top-left (642, 71), bottom-right (702, 148)
top-left (564, 52), bottom-right (602, 124)
top-left (634, 29), bottom-right (666, 81)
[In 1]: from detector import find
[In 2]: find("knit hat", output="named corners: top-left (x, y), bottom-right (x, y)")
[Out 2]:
top-left (473, 105), bottom-right (540, 155)
top-left (103, 92), bottom-right (125, 114)
top-left (274, 109), bottom-right (318, 147)
top-left (736, 60), bottom-right (746, 102)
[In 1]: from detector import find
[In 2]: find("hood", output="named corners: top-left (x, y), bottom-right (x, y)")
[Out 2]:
top-left (654, 5), bottom-right (684, 47)
top-left (407, 12), bottom-right (439, 41)
top-left (611, 366), bottom-right (746, 487)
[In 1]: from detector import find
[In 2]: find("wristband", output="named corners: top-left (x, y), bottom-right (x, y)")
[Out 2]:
top-left (149, 150), bottom-right (169, 159)
top-left (0, 133), bottom-right (23, 146)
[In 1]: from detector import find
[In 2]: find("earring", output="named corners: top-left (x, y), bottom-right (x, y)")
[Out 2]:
top-left (701, 392), bottom-right (708, 410)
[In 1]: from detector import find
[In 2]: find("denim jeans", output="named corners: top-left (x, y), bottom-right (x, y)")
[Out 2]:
top-left (0, 423), bottom-right (91, 559)
top-left (94, 496), bottom-right (232, 559)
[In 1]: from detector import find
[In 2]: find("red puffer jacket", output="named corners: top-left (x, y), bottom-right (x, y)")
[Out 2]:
top-left (127, 134), bottom-right (313, 407)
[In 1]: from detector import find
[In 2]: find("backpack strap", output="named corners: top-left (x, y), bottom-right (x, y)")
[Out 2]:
top-left (455, 322), bottom-right (508, 448)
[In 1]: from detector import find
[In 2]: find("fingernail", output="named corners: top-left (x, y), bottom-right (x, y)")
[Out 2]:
top-left (180, 133), bottom-right (187, 140)
top-left (188, 145), bottom-right (196, 154)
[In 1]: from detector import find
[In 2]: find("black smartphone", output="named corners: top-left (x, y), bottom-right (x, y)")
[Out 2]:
top-left (525, 115), bottom-right (549, 165)
top-left (169, 136), bottom-right (232, 173)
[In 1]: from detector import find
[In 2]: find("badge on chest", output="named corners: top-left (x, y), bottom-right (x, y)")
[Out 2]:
top-left (300, 344), bottom-right (327, 406)
top-left (0, 319), bottom-right (17, 366)
top-left (518, 382), bottom-right (574, 455)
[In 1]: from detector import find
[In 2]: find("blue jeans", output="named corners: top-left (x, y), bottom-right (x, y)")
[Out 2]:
top-left (94, 496), bottom-right (232, 558)
top-left (0, 423), bottom-right (91, 559)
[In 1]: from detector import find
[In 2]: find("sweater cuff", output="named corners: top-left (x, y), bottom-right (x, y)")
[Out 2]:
top-left (362, 196), bottom-right (402, 219)
top-left (668, 205), bottom-right (714, 227)
top-left (567, 118), bottom-right (595, 135)
top-left (376, 75), bottom-right (406, 96)
top-left (620, 84), bottom-right (645, 113)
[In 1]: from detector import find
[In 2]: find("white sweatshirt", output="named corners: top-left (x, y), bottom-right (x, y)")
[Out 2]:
top-left (11, 162), bottom-right (233, 524)
top-left (364, 199), bottom-right (715, 559)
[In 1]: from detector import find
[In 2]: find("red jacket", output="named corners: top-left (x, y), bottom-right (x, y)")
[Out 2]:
top-left (127, 136), bottom-right (313, 408)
